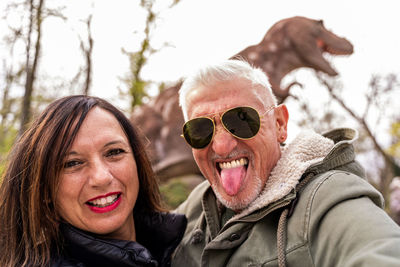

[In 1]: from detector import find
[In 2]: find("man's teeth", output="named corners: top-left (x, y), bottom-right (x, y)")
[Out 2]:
top-left (88, 194), bottom-right (119, 207)
top-left (219, 158), bottom-right (248, 169)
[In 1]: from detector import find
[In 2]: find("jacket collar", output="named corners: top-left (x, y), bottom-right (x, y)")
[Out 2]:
top-left (228, 128), bottom-right (359, 222)
top-left (135, 212), bottom-right (187, 266)
top-left (59, 212), bottom-right (187, 267)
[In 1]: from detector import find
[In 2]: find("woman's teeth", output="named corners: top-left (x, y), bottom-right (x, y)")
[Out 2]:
top-left (87, 194), bottom-right (119, 207)
top-left (219, 158), bottom-right (248, 169)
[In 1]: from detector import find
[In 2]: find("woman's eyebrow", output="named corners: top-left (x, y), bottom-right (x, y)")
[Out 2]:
top-left (65, 151), bottom-right (78, 156)
top-left (104, 140), bottom-right (127, 147)
top-left (65, 140), bottom-right (128, 156)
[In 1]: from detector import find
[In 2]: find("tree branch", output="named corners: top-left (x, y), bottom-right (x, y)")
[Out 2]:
top-left (317, 74), bottom-right (399, 190)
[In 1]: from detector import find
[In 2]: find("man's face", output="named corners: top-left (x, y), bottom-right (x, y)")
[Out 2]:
top-left (185, 78), bottom-right (288, 211)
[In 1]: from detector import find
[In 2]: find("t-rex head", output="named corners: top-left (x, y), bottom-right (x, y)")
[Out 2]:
top-left (283, 16), bottom-right (354, 75)
top-left (234, 16), bottom-right (354, 102)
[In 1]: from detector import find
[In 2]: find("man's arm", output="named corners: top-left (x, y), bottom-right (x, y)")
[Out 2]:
top-left (307, 172), bottom-right (400, 266)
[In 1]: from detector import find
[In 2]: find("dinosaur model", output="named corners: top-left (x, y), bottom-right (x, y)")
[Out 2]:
top-left (233, 16), bottom-right (353, 102)
top-left (131, 16), bottom-right (354, 180)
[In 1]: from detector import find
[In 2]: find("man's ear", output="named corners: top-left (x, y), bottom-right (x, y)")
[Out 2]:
top-left (275, 104), bottom-right (289, 143)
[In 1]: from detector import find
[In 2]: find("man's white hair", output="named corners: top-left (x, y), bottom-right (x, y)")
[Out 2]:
top-left (179, 59), bottom-right (277, 121)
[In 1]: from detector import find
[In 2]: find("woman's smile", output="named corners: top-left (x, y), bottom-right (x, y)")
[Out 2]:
top-left (86, 192), bottom-right (122, 213)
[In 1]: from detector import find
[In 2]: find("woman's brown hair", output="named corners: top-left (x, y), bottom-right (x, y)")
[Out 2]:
top-left (0, 95), bottom-right (164, 267)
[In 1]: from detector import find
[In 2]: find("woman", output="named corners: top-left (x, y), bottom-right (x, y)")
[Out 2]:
top-left (0, 95), bottom-right (187, 267)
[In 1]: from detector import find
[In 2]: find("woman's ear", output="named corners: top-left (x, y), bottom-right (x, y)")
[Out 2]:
top-left (274, 104), bottom-right (289, 143)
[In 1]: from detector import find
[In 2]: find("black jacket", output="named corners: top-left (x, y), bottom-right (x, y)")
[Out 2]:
top-left (51, 212), bottom-right (187, 267)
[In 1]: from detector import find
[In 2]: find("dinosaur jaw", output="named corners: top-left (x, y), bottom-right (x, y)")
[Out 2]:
top-left (309, 37), bottom-right (353, 76)
top-left (313, 32), bottom-right (354, 76)
top-left (318, 39), bottom-right (353, 56)
top-left (305, 46), bottom-right (339, 76)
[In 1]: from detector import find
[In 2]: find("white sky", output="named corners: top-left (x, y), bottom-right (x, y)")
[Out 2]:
top-left (87, 0), bottom-right (400, 96)
top-left (1, 0), bottom-right (400, 142)
top-left (94, 0), bottom-right (400, 142)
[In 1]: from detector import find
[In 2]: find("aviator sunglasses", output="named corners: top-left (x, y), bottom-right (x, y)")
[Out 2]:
top-left (182, 106), bottom-right (275, 149)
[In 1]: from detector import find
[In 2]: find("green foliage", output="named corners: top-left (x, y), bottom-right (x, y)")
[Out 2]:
top-left (121, 1), bottom-right (156, 111)
top-left (0, 126), bottom-right (18, 178)
top-left (0, 127), bottom-right (17, 155)
top-left (121, 0), bottom-right (180, 111)
top-left (387, 121), bottom-right (400, 159)
top-left (121, 49), bottom-right (150, 109)
top-left (159, 178), bottom-right (192, 209)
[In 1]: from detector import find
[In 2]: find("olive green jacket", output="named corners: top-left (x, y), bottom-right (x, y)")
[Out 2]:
top-left (172, 128), bottom-right (400, 267)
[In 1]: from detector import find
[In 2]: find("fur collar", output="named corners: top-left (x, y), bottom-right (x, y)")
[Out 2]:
top-left (231, 130), bottom-right (334, 221)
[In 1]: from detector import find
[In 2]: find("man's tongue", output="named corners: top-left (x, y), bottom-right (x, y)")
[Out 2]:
top-left (220, 165), bottom-right (246, 196)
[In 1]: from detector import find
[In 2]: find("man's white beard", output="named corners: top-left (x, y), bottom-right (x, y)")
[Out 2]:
top-left (212, 176), bottom-right (262, 212)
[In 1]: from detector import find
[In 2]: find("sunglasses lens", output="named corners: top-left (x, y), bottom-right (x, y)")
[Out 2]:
top-left (183, 117), bottom-right (214, 149)
top-left (222, 107), bottom-right (260, 139)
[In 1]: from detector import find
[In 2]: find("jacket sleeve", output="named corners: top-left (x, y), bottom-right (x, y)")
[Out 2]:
top-left (306, 171), bottom-right (400, 267)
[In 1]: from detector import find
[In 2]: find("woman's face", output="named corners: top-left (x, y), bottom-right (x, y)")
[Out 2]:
top-left (56, 107), bottom-right (139, 241)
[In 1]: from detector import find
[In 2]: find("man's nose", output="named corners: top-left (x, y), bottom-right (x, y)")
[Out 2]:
top-left (88, 159), bottom-right (113, 187)
top-left (211, 121), bottom-right (238, 157)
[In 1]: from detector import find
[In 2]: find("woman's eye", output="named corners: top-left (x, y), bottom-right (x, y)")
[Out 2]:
top-left (64, 160), bottom-right (82, 169)
top-left (106, 148), bottom-right (125, 157)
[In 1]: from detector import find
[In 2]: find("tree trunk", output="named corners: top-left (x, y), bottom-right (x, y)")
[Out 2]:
top-left (82, 15), bottom-right (93, 95)
top-left (19, 0), bottom-right (44, 136)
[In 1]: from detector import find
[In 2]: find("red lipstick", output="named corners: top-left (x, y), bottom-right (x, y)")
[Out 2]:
top-left (86, 192), bottom-right (121, 214)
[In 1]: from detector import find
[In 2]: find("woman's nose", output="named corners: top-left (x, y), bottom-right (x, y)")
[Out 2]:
top-left (211, 121), bottom-right (238, 157)
top-left (88, 159), bottom-right (113, 187)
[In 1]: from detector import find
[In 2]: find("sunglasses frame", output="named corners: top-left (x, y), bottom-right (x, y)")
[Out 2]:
top-left (182, 105), bottom-right (276, 149)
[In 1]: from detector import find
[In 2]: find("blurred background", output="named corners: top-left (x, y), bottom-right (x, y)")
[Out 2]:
top-left (0, 0), bottom-right (399, 222)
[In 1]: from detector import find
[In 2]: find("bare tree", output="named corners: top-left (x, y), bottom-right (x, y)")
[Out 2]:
top-left (0, 60), bottom-right (23, 157)
top-left (314, 73), bottom-right (400, 207)
top-left (18, 0), bottom-right (45, 136)
top-left (69, 13), bottom-right (94, 96)
top-left (1, 9), bottom-right (27, 152)
top-left (4, 0), bottom-right (66, 136)
top-left (79, 14), bottom-right (93, 95)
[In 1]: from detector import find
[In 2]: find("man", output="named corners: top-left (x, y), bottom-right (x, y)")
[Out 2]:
top-left (171, 59), bottom-right (400, 267)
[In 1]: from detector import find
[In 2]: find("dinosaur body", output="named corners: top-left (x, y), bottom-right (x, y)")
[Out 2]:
top-left (131, 16), bottom-right (354, 180)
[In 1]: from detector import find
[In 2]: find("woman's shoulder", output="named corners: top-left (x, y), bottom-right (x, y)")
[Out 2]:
top-left (50, 253), bottom-right (85, 267)
top-left (57, 223), bottom-right (158, 267)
